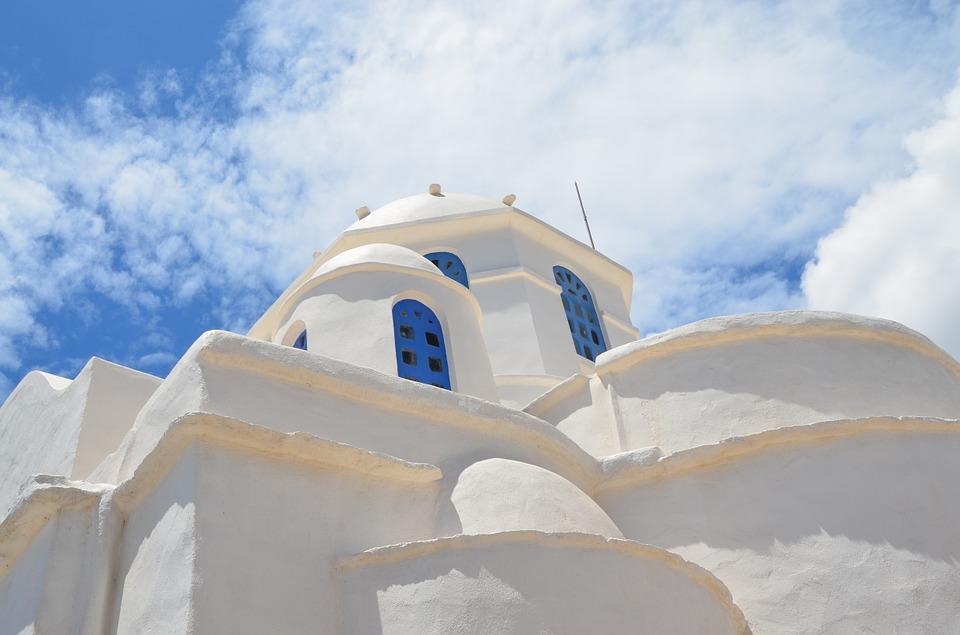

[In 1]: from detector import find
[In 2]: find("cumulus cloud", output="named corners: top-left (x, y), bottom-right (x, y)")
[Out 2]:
top-left (1, 0), bottom-right (959, 394)
top-left (804, 79), bottom-right (960, 358)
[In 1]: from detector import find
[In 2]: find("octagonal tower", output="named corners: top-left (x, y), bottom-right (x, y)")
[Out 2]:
top-left (249, 187), bottom-right (639, 406)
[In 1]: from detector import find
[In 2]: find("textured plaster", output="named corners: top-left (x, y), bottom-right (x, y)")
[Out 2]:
top-left (0, 359), bottom-right (159, 516)
top-left (451, 458), bottom-right (622, 537)
top-left (97, 331), bottom-right (602, 490)
top-left (598, 420), bottom-right (960, 634)
top-left (531, 311), bottom-right (960, 457)
top-left (337, 532), bottom-right (749, 635)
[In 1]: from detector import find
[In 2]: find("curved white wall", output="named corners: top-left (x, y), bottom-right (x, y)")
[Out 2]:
top-left (450, 458), bottom-right (621, 537)
top-left (273, 260), bottom-right (497, 402)
top-left (339, 533), bottom-right (747, 635)
top-left (530, 312), bottom-right (960, 456)
top-left (598, 421), bottom-right (960, 634)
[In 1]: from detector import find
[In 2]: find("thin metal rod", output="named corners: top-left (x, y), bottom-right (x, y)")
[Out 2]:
top-left (574, 181), bottom-right (596, 250)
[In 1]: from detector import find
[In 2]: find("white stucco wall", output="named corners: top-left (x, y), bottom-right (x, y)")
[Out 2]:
top-left (597, 420), bottom-right (960, 634)
top-left (273, 255), bottom-right (498, 401)
top-left (0, 359), bottom-right (159, 517)
top-left (530, 312), bottom-right (960, 457)
top-left (96, 331), bottom-right (601, 496)
top-left (450, 458), bottom-right (621, 537)
top-left (338, 533), bottom-right (747, 635)
top-left (113, 445), bottom-right (199, 634)
top-left (190, 441), bottom-right (441, 634)
top-left (0, 478), bottom-right (110, 635)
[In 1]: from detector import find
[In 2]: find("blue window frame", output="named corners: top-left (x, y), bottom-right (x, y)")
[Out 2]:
top-left (424, 252), bottom-right (468, 288)
top-left (553, 265), bottom-right (607, 362)
top-left (292, 330), bottom-right (308, 350)
top-left (392, 299), bottom-right (451, 390)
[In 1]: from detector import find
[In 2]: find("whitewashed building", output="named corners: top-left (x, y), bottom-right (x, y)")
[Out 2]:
top-left (1, 186), bottom-right (959, 634)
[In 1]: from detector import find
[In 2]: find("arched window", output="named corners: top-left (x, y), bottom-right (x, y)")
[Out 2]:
top-left (553, 265), bottom-right (607, 362)
top-left (424, 252), bottom-right (469, 288)
top-left (392, 299), bottom-right (451, 390)
top-left (292, 330), bottom-right (308, 350)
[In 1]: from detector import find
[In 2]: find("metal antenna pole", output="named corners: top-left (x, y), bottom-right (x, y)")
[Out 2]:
top-left (575, 181), bottom-right (596, 250)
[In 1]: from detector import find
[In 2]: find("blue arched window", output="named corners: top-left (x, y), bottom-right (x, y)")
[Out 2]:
top-left (392, 299), bottom-right (451, 390)
top-left (553, 266), bottom-right (607, 362)
top-left (424, 252), bottom-right (468, 288)
top-left (292, 330), bottom-right (308, 350)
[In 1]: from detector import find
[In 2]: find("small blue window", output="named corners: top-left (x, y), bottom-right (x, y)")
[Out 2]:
top-left (424, 252), bottom-right (468, 288)
top-left (392, 299), bottom-right (451, 390)
top-left (292, 330), bottom-right (308, 350)
top-left (553, 266), bottom-right (607, 362)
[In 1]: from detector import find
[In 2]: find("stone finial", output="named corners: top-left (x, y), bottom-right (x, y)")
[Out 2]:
top-left (355, 206), bottom-right (371, 220)
top-left (428, 183), bottom-right (442, 196)
top-left (502, 194), bottom-right (516, 206)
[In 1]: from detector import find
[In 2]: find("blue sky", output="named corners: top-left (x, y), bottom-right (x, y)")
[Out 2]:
top-left (1, 0), bottom-right (960, 401)
top-left (0, 0), bottom-right (240, 104)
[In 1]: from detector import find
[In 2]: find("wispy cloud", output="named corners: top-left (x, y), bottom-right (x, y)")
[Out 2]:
top-left (1, 0), bottom-right (959, 398)
top-left (804, 79), bottom-right (960, 355)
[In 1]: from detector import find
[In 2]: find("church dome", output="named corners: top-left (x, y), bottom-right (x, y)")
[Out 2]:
top-left (346, 191), bottom-right (507, 232)
top-left (311, 243), bottom-right (442, 280)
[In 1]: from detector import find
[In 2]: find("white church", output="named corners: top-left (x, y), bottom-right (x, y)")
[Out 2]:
top-left (1, 186), bottom-right (959, 634)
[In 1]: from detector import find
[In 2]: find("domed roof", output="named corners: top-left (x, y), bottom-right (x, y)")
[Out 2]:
top-left (451, 458), bottom-right (623, 537)
top-left (312, 243), bottom-right (442, 279)
top-left (347, 191), bottom-right (507, 231)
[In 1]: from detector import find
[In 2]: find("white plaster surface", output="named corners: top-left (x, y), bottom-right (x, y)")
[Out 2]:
top-left (338, 532), bottom-right (747, 635)
top-left (598, 421), bottom-right (960, 634)
top-left (0, 358), bottom-right (159, 517)
top-left (530, 311), bottom-right (960, 456)
top-left (451, 458), bottom-right (622, 537)
top-left (272, 245), bottom-right (498, 401)
top-left (190, 441), bottom-right (440, 634)
top-left (114, 444), bottom-right (198, 634)
top-left (347, 191), bottom-right (506, 231)
top-left (95, 331), bottom-right (601, 492)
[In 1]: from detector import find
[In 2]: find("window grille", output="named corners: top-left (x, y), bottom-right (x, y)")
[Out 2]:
top-left (392, 299), bottom-right (451, 389)
top-left (553, 265), bottom-right (607, 361)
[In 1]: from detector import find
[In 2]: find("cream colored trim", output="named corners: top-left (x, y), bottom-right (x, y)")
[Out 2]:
top-left (522, 374), bottom-right (592, 416)
top-left (112, 412), bottom-right (442, 511)
top-left (0, 477), bottom-right (110, 575)
top-left (272, 261), bottom-right (484, 336)
top-left (335, 531), bottom-right (749, 634)
top-left (0, 413), bottom-right (442, 577)
top-left (598, 416), bottom-right (960, 492)
top-left (197, 332), bottom-right (603, 489)
top-left (250, 204), bottom-right (636, 341)
top-left (595, 310), bottom-right (960, 379)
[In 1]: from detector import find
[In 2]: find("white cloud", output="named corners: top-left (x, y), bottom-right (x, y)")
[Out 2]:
top-left (137, 351), bottom-right (178, 369)
top-left (0, 0), bottom-right (959, 393)
top-left (804, 78), bottom-right (960, 358)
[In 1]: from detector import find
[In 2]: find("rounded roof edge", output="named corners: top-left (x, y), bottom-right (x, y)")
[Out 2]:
top-left (311, 243), bottom-right (443, 279)
top-left (596, 310), bottom-right (960, 377)
top-left (346, 192), bottom-right (507, 232)
top-left (451, 458), bottom-right (623, 538)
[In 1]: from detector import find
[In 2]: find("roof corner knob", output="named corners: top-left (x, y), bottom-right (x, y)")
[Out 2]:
top-left (428, 183), bottom-right (442, 196)
top-left (502, 193), bottom-right (516, 206)
top-left (355, 206), bottom-right (371, 220)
